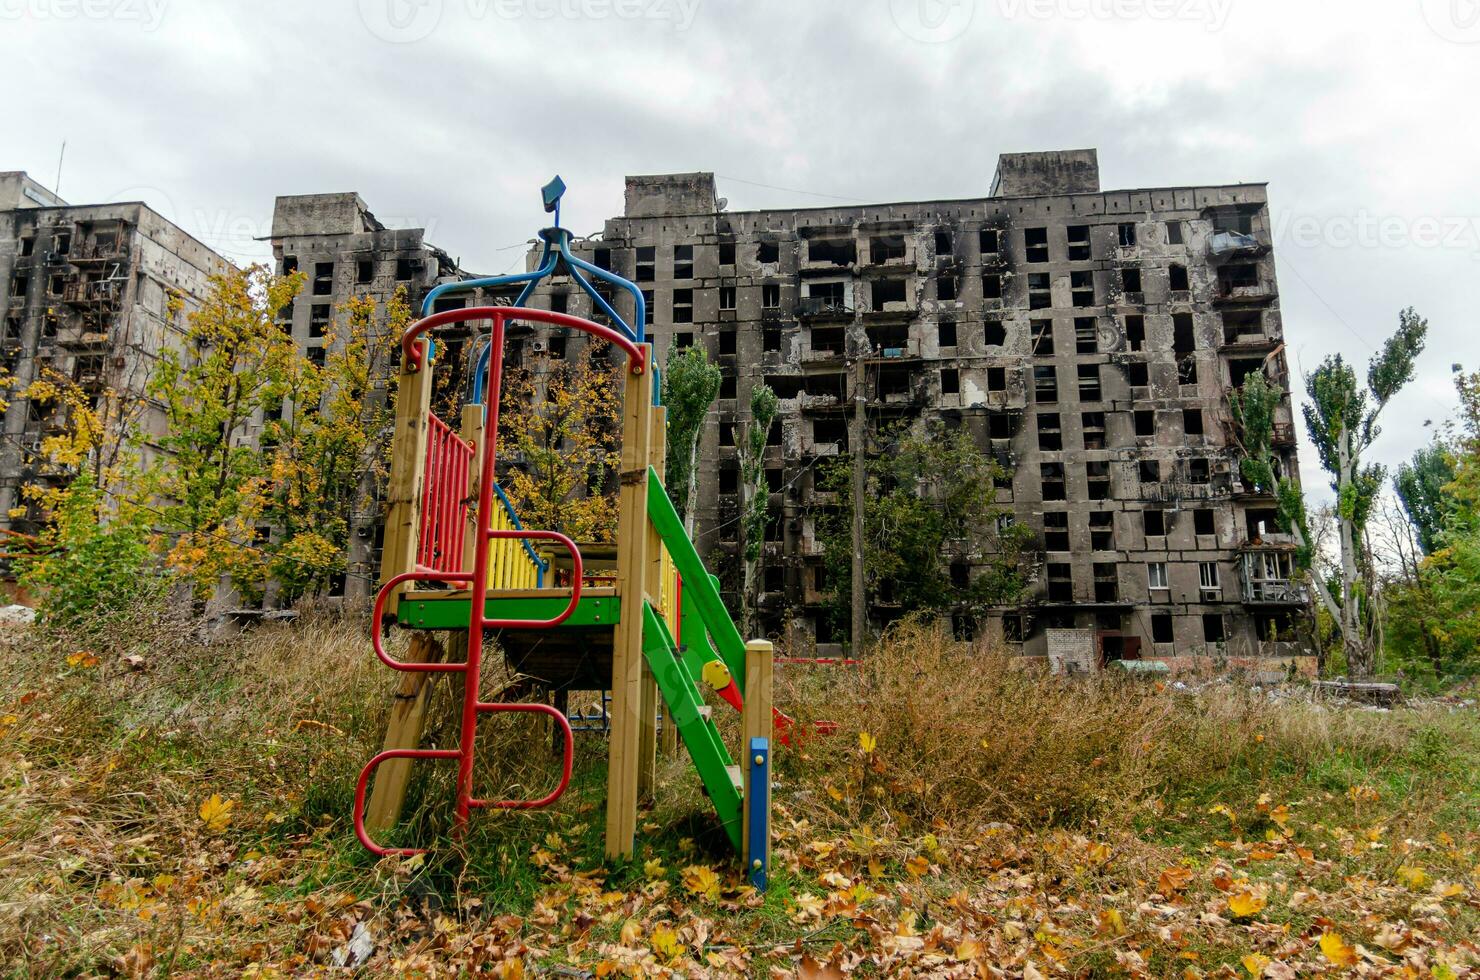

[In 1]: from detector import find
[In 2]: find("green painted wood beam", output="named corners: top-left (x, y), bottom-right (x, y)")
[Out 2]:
top-left (397, 593), bottom-right (621, 630)
top-left (641, 601), bottom-right (743, 851)
top-left (645, 467), bottom-right (747, 690)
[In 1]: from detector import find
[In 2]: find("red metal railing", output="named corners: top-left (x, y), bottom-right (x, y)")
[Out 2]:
top-left (416, 412), bottom-right (474, 574)
top-left (355, 306), bottom-right (647, 857)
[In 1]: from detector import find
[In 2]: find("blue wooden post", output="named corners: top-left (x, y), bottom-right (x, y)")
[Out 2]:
top-left (746, 736), bottom-right (770, 891)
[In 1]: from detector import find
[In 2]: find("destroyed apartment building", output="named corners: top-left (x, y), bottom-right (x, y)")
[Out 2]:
top-left (502, 150), bottom-right (1310, 671)
top-left (3, 152), bottom-right (1312, 671)
top-left (0, 171), bottom-right (232, 531)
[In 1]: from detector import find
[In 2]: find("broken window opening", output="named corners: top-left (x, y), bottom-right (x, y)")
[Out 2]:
top-left (1117, 222), bottom-right (1137, 247)
top-left (1070, 270), bottom-right (1095, 307)
top-left (1077, 363), bottom-right (1102, 402)
top-left (1134, 409), bottom-right (1155, 438)
top-left (1046, 562), bottom-right (1073, 602)
top-left (762, 283), bottom-right (781, 309)
top-left (719, 286), bottom-right (736, 311)
top-left (869, 235), bottom-right (906, 264)
top-left (635, 246), bottom-right (656, 282)
top-left (1143, 509), bottom-right (1166, 537)
top-left (983, 320), bottom-right (1007, 347)
top-left (805, 238), bottom-right (852, 264)
top-left (1031, 320), bottom-right (1054, 356)
top-left (1037, 413), bottom-right (1062, 451)
top-left (937, 318), bottom-right (957, 347)
top-left (1024, 227), bottom-right (1049, 263)
top-left (987, 366), bottom-right (1007, 391)
top-left (1081, 411), bottom-right (1105, 450)
top-left (1194, 508), bottom-right (1215, 537)
top-left (1074, 317), bottom-right (1097, 354)
top-left (1067, 224), bottom-right (1091, 261)
top-left (1127, 360), bottom-right (1149, 388)
top-left (763, 327), bottom-right (781, 352)
top-left (719, 329), bottom-right (736, 354)
top-left (756, 240), bottom-right (780, 264)
top-left (871, 278), bottom-right (906, 311)
top-left (672, 288), bottom-right (694, 323)
top-left (940, 368), bottom-right (960, 395)
top-left (1172, 312), bottom-right (1197, 354)
top-left (1125, 314), bottom-right (1145, 352)
top-left (1166, 221), bottom-right (1183, 245)
top-left (1121, 268), bottom-right (1142, 294)
top-left (937, 275), bottom-right (958, 302)
top-left (1043, 511), bottom-right (1069, 551)
top-left (1183, 408), bottom-right (1204, 436)
top-left (672, 244), bottom-right (693, 279)
top-left (1151, 612), bottom-right (1174, 644)
top-left (982, 273), bottom-right (1003, 301)
top-left (1089, 511), bottom-right (1114, 550)
top-left (1041, 463), bottom-right (1067, 502)
top-left (1028, 273), bottom-right (1051, 310)
top-left (1033, 364), bottom-right (1058, 403)
top-left (978, 228), bottom-right (999, 254)
top-left (1086, 460), bottom-right (1111, 501)
top-left (1169, 263), bottom-right (1190, 292)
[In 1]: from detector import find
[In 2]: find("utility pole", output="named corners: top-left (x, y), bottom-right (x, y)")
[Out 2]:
top-left (849, 355), bottom-right (867, 655)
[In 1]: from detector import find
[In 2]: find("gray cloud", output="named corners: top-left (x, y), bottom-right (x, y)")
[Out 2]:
top-left (4, 0), bottom-right (1473, 500)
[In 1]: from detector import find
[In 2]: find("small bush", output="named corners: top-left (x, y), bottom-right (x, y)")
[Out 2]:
top-left (13, 473), bottom-right (168, 627)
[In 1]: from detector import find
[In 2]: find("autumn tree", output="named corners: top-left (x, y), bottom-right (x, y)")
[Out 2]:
top-left (498, 341), bottom-right (623, 542)
top-left (261, 290), bottom-right (407, 600)
top-left (818, 420), bottom-right (1034, 639)
top-left (1298, 308), bottom-right (1427, 677)
top-left (147, 264), bottom-right (305, 598)
top-left (737, 382), bottom-right (777, 639)
top-left (662, 344), bottom-right (721, 535)
top-left (2, 368), bottom-right (159, 624)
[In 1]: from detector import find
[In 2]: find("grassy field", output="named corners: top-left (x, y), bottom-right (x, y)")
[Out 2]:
top-left (1, 609), bottom-right (1477, 977)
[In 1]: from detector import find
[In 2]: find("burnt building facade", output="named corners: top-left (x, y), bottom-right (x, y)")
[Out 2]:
top-left (0, 172), bottom-right (231, 532)
top-left (508, 151), bottom-right (1311, 670)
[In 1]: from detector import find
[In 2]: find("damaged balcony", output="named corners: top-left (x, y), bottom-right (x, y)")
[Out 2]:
top-left (800, 234), bottom-right (858, 273)
top-left (1214, 263), bottom-right (1276, 304)
top-left (1240, 548), bottom-right (1304, 605)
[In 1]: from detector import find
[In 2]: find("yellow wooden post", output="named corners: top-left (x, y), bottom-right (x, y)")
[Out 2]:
top-left (741, 638), bottom-right (774, 870)
top-left (378, 337), bottom-right (436, 608)
top-left (605, 346), bottom-right (654, 859)
top-left (364, 335), bottom-right (440, 832)
top-left (638, 404), bottom-right (668, 799)
top-left (365, 631), bottom-right (449, 832)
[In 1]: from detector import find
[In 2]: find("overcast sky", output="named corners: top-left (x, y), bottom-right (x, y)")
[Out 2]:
top-left (5, 0), bottom-right (1475, 503)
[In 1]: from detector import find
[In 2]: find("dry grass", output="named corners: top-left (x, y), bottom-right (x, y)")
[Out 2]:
top-left (0, 610), bottom-right (1475, 975)
top-left (777, 619), bottom-right (1431, 836)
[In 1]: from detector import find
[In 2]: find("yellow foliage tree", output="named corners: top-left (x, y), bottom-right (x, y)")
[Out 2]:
top-left (262, 289), bottom-right (407, 598)
top-left (497, 341), bottom-right (622, 542)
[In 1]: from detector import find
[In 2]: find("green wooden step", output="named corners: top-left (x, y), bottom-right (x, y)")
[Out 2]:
top-left (397, 592), bottom-right (620, 630)
top-left (640, 601), bottom-right (743, 852)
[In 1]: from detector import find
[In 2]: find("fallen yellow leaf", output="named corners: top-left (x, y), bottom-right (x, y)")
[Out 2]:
top-left (1227, 890), bottom-right (1266, 919)
top-left (858, 731), bottom-right (876, 754)
top-left (198, 794), bottom-right (235, 833)
top-left (1319, 931), bottom-right (1357, 967)
top-left (1242, 953), bottom-right (1271, 977)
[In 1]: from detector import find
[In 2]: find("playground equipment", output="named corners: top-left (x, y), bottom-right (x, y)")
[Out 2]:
top-left (352, 179), bottom-right (773, 886)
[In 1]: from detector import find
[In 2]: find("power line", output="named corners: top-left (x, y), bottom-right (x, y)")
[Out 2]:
top-left (715, 174), bottom-right (871, 204)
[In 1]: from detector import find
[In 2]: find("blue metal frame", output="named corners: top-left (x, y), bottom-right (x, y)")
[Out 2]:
top-left (746, 736), bottom-right (770, 891)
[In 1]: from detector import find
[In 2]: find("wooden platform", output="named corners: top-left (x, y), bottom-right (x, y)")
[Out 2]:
top-left (397, 587), bottom-right (619, 690)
